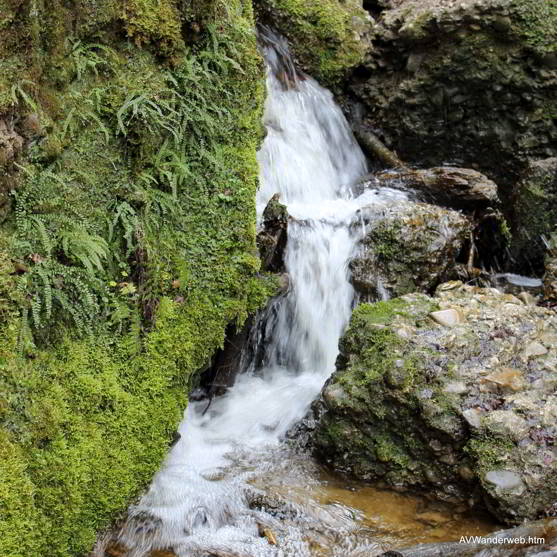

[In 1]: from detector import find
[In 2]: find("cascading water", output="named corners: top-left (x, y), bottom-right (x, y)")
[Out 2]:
top-left (98, 31), bottom-right (413, 557)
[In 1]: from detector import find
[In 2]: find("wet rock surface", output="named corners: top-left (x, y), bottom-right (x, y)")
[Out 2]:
top-left (356, 167), bottom-right (499, 212)
top-left (312, 284), bottom-right (557, 524)
top-left (544, 231), bottom-right (557, 303)
top-left (385, 517), bottom-right (557, 556)
top-left (350, 202), bottom-right (471, 299)
top-left (512, 158), bottom-right (557, 272)
top-left (257, 193), bottom-right (289, 272)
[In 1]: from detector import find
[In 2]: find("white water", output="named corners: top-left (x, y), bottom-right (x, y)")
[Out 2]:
top-left (105, 43), bottom-right (407, 557)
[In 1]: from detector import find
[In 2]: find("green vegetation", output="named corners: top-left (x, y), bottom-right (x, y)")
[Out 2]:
top-left (0, 1), bottom-right (274, 555)
top-left (511, 0), bottom-right (557, 55)
top-left (254, 0), bottom-right (371, 85)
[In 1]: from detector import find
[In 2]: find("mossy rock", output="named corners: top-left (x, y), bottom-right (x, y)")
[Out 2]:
top-left (313, 285), bottom-right (557, 524)
top-left (254, 0), bottom-right (374, 86)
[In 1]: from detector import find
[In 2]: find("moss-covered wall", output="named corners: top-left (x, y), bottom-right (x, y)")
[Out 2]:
top-left (0, 1), bottom-right (273, 555)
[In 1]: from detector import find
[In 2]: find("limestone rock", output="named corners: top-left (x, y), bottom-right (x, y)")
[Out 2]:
top-left (312, 284), bottom-right (557, 524)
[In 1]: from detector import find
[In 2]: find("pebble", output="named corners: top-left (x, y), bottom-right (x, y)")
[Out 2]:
top-left (430, 308), bottom-right (462, 327)
top-left (485, 470), bottom-right (524, 492)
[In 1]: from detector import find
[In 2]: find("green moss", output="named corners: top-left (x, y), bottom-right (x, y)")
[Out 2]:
top-left (0, 1), bottom-right (273, 555)
top-left (254, 0), bottom-right (371, 85)
top-left (122, 0), bottom-right (185, 56)
top-left (466, 435), bottom-right (516, 474)
top-left (511, 0), bottom-right (557, 55)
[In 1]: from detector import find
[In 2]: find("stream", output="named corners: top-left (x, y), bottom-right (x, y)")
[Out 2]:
top-left (94, 31), bottom-right (499, 557)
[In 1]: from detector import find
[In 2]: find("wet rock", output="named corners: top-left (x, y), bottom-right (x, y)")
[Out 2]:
top-left (358, 167), bottom-right (499, 211)
top-left (512, 158), bottom-right (557, 271)
top-left (350, 202), bottom-right (470, 300)
top-left (485, 470), bottom-right (524, 492)
top-left (544, 230), bottom-right (557, 303)
top-left (345, 0), bottom-right (557, 268)
top-left (312, 284), bottom-right (557, 524)
top-left (257, 193), bottom-right (289, 273)
top-left (384, 518), bottom-right (557, 556)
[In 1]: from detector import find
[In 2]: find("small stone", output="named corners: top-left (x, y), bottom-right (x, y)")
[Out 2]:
top-left (463, 408), bottom-right (482, 429)
top-left (484, 368), bottom-right (524, 391)
top-left (485, 470), bottom-right (525, 492)
top-left (458, 465), bottom-right (475, 481)
top-left (437, 280), bottom-right (463, 292)
top-left (518, 292), bottom-right (537, 306)
top-left (523, 341), bottom-right (549, 358)
top-left (483, 410), bottom-right (529, 442)
top-left (430, 308), bottom-right (462, 327)
top-left (444, 381), bottom-right (468, 395)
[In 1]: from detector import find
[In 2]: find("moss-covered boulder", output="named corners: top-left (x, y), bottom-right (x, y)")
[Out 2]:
top-left (348, 0), bottom-right (557, 249)
top-left (313, 284), bottom-right (557, 524)
top-left (349, 202), bottom-right (471, 299)
top-left (254, 0), bottom-right (374, 86)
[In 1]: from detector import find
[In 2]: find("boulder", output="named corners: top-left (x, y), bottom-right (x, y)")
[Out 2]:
top-left (312, 283), bottom-right (557, 524)
top-left (350, 202), bottom-right (471, 299)
top-left (357, 167), bottom-right (500, 212)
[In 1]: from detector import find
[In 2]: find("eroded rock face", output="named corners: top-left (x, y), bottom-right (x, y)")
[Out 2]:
top-left (348, 0), bottom-right (557, 202)
top-left (312, 284), bottom-right (557, 524)
top-left (350, 202), bottom-right (471, 299)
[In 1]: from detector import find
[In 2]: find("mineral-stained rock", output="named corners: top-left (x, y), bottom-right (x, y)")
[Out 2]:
top-left (312, 284), bottom-right (557, 524)
top-left (350, 202), bottom-right (471, 299)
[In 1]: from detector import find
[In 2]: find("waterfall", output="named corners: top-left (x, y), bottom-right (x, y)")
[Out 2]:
top-left (106, 31), bottom-right (408, 557)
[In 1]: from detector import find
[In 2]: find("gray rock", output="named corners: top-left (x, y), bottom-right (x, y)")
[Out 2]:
top-left (485, 470), bottom-right (524, 492)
